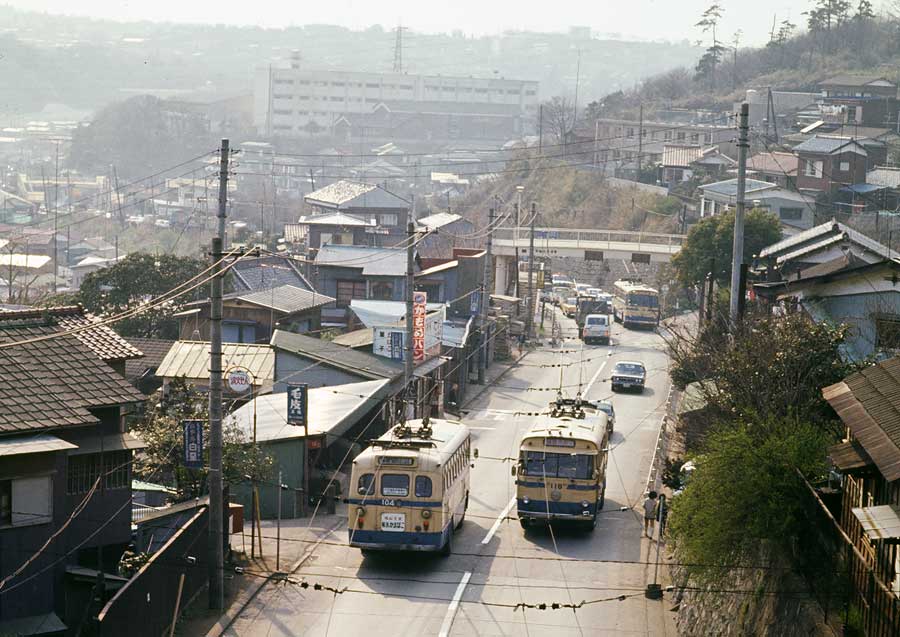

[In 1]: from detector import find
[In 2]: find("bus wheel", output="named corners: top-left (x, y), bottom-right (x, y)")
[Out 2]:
top-left (456, 494), bottom-right (468, 528)
top-left (582, 516), bottom-right (597, 532)
top-left (441, 522), bottom-right (453, 557)
top-left (519, 518), bottom-right (529, 530)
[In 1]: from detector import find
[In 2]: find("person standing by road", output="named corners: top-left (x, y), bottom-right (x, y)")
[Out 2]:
top-left (642, 491), bottom-right (659, 538)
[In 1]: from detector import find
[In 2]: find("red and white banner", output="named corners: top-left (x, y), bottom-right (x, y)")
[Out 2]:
top-left (412, 290), bottom-right (427, 362)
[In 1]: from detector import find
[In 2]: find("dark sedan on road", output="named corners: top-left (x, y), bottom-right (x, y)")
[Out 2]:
top-left (610, 361), bottom-right (646, 393)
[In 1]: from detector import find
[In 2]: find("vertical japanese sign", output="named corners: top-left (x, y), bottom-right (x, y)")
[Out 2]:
top-left (390, 331), bottom-right (404, 361)
top-left (183, 420), bottom-right (204, 469)
top-left (469, 290), bottom-right (480, 317)
top-left (412, 290), bottom-right (427, 362)
top-left (287, 383), bottom-right (308, 427)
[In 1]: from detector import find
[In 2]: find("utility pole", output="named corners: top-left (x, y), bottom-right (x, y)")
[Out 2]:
top-left (637, 104), bottom-right (644, 177)
top-left (478, 207), bottom-right (495, 384)
top-left (512, 202), bottom-right (520, 297)
top-left (538, 104), bottom-right (543, 156)
top-left (729, 103), bottom-right (750, 328)
top-left (404, 218), bottom-right (416, 416)
top-left (526, 203), bottom-right (536, 339)
top-left (208, 138), bottom-right (229, 611)
top-left (53, 141), bottom-right (59, 293)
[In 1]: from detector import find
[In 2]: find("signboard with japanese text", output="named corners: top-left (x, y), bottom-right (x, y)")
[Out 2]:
top-left (183, 420), bottom-right (204, 469)
top-left (390, 331), bottom-right (404, 361)
top-left (287, 383), bottom-right (308, 427)
top-left (412, 291), bottom-right (427, 362)
top-left (469, 291), bottom-right (480, 316)
top-left (226, 368), bottom-right (252, 393)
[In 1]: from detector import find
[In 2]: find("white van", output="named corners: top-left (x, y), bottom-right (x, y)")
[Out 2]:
top-left (582, 314), bottom-right (610, 345)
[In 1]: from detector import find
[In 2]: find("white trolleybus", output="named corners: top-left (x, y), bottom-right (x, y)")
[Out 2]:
top-left (347, 418), bottom-right (472, 555)
top-left (513, 399), bottom-right (609, 531)
top-left (611, 279), bottom-right (660, 329)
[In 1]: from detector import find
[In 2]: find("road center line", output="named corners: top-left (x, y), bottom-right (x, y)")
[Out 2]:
top-left (582, 354), bottom-right (612, 395)
top-left (482, 496), bottom-right (516, 545)
top-left (438, 571), bottom-right (472, 637)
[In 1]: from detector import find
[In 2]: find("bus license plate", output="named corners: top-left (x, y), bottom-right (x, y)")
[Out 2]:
top-left (381, 513), bottom-right (406, 532)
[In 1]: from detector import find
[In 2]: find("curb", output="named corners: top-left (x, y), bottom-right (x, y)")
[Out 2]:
top-left (204, 516), bottom-right (345, 637)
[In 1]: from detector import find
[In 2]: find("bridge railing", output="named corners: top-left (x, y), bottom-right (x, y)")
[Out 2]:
top-left (493, 227), bottom-right (687, 249)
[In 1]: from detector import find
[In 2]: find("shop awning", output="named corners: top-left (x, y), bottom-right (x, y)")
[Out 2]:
top-left (852, 504), bottom-right (900, 541)
top-left (227, 379), bottom-right (390, 443)
top-left (68, 432), bottom-right (146, 456)
top-left (0, 434), bottom-right (77, 457)
top-left (414, 356), bottom-right (451, 378)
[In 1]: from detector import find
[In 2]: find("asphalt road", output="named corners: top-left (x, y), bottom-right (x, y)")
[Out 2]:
top-left (225, 308), bottom-right (674, 636)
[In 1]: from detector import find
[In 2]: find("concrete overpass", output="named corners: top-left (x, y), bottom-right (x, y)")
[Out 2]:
top-left (491, 227), bottom-right (686, 293)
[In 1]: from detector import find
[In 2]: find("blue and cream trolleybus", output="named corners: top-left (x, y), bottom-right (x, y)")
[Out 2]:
top-left (347, 418), bottom-right (472, 555)
top-left (513, 399), bottom-right (609, 531)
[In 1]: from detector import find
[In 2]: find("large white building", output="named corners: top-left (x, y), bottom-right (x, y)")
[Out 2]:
top-left (254, 54), bottom-right (539, 141)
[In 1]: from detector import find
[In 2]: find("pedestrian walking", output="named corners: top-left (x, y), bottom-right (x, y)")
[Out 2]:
top-left (642, 491), bottom-right (659, 538)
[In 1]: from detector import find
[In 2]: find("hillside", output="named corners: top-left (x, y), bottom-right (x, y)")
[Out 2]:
top-left (595, 4), bottom-right (900, 119)
top-left (436, 159), bottom-right (681, 234)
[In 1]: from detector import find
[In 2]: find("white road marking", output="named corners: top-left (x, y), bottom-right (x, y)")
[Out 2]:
top-left (482, 496), bottom-right (516, 545)
top-left (438, 571), bottom-right (472, 637)
top-left (467, 426), bottom-right (495, 431)
top-left (583, 354), bottom-right (612, 395)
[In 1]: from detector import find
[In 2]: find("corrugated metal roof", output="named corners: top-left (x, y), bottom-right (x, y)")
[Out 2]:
top-left (0, 434), bottom-right (78, 456)
top-left (823, 356), bottom-right (900, 482)
top-left (315, 244), bottom-right (408, 276)
top-left (305, 181), bottom-right (376, 206)
top-left (234, 285), bottom-right (334, 314)
top-left (156, 341), bottom-right (274, 383)
top-left (699, 178), bottom-right (777, 197)
top-left (821, 74), bottom-right (894, 87)
top-left (662, 144), bottom-right (704, 168)
top-left (297, 211), bottom-right (372, 227)
top-left (828, 440), bottom-right (874, 471)
top-left (271, 329), bottom-right (403, 381)
top-left (852, 504), bottom-right (900, 541)
top-left (227, 379), bottom-right (390, 442)
top-left (793, 135), bottom-right (867, 155)
top-left (417, 212), bottom-right (463, 230)
top-left (747, 151), bottom-right (799, 175)
top-left (867, 167), bottom-right (900, 189)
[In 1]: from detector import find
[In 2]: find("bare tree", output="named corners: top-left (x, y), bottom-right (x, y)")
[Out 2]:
top-left (541, 96), bottom-right (576, 146)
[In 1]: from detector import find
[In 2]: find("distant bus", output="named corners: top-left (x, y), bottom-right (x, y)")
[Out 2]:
top-left (346, 419), bottom-right (471, 555)
top-left (611, 280), bottom-right (660, 329)
top-left (513, 401), bottom-right (609, 531)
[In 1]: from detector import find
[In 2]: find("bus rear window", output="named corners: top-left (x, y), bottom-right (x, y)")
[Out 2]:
top-left (357, 473), bottom-right (375, 496)
top-left (415, 476), bottom-right (433, 498)
top-left (627, 293), bottom-right (659, 308)
top-left (381, 474), bottom-right (409, 497)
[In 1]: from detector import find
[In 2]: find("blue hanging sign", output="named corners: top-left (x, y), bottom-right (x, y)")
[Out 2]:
top-left (183, 420), bottom-right (204, 469)
top-left (287, 383), bottom-right (309, 426)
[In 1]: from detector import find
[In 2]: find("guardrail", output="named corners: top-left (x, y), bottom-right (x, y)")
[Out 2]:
top-left (493, 227), bottom-right (687, 248)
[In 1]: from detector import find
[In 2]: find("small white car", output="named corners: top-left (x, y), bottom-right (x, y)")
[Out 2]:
top-left (582, 314), bottom-right (610, 345)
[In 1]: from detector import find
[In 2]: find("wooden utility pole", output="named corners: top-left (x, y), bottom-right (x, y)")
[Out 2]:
top-left (478, 207), bottom-right (495, 384)
top-left (208, 138), bottom-right (229, 611)
top-left (729, 103), bottom-right (750, 328)
top-left (525, 203), bottom-right (537, 339)
top-left (404, 217), bottom-right (416, 416)
top-left (637, 104), bottom-right (644, 177)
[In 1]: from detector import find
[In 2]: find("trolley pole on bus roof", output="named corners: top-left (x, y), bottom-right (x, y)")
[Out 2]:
top-left (404, 201), bottom-right (416, 418)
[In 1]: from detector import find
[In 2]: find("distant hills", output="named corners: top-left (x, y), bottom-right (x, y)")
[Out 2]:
top-left (0, 6), bottom-right (701, 121)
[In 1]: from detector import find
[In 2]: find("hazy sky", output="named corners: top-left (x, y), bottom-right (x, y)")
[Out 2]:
top-left (4, 1), bottom-right (891, 44)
